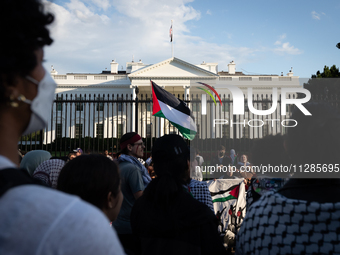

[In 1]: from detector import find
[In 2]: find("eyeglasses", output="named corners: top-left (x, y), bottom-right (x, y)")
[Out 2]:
top-left (133, 142), bottom-right (145, 147)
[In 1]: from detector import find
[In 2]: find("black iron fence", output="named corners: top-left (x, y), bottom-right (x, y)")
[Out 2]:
top-left (19, 93), bottom-right (339, 160)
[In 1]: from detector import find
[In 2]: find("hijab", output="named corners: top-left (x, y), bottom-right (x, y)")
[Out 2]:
top-left (20, 150), bottom-right (51, 176)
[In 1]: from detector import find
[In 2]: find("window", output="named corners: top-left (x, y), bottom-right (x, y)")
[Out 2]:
top-left (96, 97), bottom-right (104, 111)
top-left (75, 97), bottom-right (83, 111)
top-left (279, 77), bottom-right (292, 81)
top-left (219, 77), bottom-right (232, 81)
top-left (114, 75), bottom-right (127, 80)
top-left (96, 124), bottom-right (103, 139)
top-left (259, 77), bottom-right (272, 81)
top-left (146, 103), bottom-right (151, 112)
top-left (54, 75), bottom-right (67, 80)
top-left (239, 77), bottom-right (252, 81)
top-left (243, 125), bottom-right (249, 138)
top-left (262, 102), bottom-right (268, 111)
top-left (74, 75), bottom-right (87, 80)
top-left (244, 99), bottom-right (249, 113)
top-left (223, 103), bottom-right (229, 112)
top-left (192, 103), bottom-right (198, 112)
top-left (56, 123), bottom-right (62, 138)
top-left (94, 76), bottom-right (107, 80)
top-left (146, 124), bottom-right (151, 138)
top-left (118, 97), bottom-right (123, 112)
top-left (57, 95), bottom-right (63, 111)
top-left (117, 124), bottom-right (122, 138)
top-left (222, 125), bottom-right (230, 138)
top-left (75, 124), bottom-right (83, 139)
top-left (263, 124), bottom-right (269, 137)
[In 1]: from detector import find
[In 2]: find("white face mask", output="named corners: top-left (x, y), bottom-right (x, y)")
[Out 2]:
top-left (21, 69), bottom-right (57, 135)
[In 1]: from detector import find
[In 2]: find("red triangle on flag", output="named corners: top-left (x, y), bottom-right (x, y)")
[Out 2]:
top-left (151, 81), bottom-right (161, 115)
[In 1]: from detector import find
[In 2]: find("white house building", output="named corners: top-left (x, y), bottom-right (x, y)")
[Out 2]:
top-left (47, 58), bottom-right (300, 143)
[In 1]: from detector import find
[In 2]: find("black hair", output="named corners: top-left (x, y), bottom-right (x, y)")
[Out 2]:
top-left (57, 154), bottom-right (121, 210)
top-left (119, 132), bottom-right (138, 155)
top-left (0, 0), bottom-right (54, 103)
top-left (218, 145), bottom-right (226, 151)
top-left (144, 134), bottom-right (190, 210)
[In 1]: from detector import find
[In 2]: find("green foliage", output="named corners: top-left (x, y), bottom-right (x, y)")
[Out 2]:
top-left (303, 65), bottom-right (340, 98)
top-left (21, 130), bottom-right (43, 141)
top-left (311, 65), bottom-right (340, 78)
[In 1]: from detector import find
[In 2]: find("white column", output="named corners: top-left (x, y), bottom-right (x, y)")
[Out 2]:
top-left (183, 86), bottom-right (190, 100)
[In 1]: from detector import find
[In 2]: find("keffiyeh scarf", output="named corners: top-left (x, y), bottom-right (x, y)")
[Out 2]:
top-left (118, 154), bottom-right (151, 187)
top-left (33, 159), bottom-right (65, 188)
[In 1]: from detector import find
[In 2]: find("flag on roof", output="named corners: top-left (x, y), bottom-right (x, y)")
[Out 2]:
top-left (169, 24), bottom-right (173, 42)
top-left (151, 80), bottom-right (196, 140)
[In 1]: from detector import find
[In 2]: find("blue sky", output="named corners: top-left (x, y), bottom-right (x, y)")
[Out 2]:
top-left (44, 0), bottom-right (340, 78)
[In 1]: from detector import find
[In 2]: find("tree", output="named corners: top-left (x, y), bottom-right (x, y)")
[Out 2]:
top-left (311, 65), bottom-right (340, 78)
top-left (303, 65), bottom-right (340, 98)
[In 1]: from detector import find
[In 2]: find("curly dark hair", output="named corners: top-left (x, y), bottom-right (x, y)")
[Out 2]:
top-left (0, 0), bottom-right (54, 103)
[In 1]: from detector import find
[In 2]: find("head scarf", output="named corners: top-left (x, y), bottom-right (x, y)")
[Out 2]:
top-left (33, 159), bottom-right (65, 188)
top-left (20, 150), bottom-right (51, 176)
top-left (230, 149), bottom-right (236, 164)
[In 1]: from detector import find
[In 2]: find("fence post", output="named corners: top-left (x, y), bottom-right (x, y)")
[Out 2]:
top-left (39, 129), bottom-right (43, 149)
top-left (135, 96), bottom-right (138, 133)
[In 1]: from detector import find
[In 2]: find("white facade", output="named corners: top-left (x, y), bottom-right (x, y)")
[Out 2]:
top-left (47, 58), bottom-right (300, 143)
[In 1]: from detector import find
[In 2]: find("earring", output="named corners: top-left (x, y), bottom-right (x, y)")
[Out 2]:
top-left (9, 95), bottom-right (18, 108)
top-left (17, 95), bottom-right (27, 102)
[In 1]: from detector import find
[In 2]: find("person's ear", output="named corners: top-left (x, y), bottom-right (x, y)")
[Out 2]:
top-left (107, 192), bottom-right (113, 209)
top-left (126, 144), bottom-right (133, 152)
top-left (107, 191), bottom-right (119, 209)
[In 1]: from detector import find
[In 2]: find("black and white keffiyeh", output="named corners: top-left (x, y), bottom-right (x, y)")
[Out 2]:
top-left (236, 191), bottom-right (340, 254)
top-left (118, 154), bottom-right (151, 187)
top-left (33, 159), bottom-right (65, 188)
top-left (188, 179), bottom-right (214, 212)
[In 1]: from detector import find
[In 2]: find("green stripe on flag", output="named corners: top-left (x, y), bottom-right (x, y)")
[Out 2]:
top-left (170, 121), bottom-right (196, 140)
top-left (212, 195), bottom-right (236, 203)
top-left (154, 111), bottom-right (166, 118)
top-left (153, 110), bottom-right (196, 140)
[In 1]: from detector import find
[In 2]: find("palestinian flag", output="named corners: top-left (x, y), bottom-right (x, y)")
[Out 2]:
top-left (151, 80), bottom-right (197, 140)
top-left (210, 184), bottom-right (240, 203)
top-left (208, 179), bottom-right (247, 234)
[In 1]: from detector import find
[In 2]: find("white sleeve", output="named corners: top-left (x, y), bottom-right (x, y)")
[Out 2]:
top-left (38, 199), bottom-right (125, 255)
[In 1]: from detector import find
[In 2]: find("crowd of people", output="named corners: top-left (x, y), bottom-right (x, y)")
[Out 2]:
top-left (1, 0), bottom-right (340, 254)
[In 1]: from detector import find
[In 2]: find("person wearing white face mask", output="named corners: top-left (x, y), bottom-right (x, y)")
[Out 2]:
top-left (0, 1), bottom-right (125, 254)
